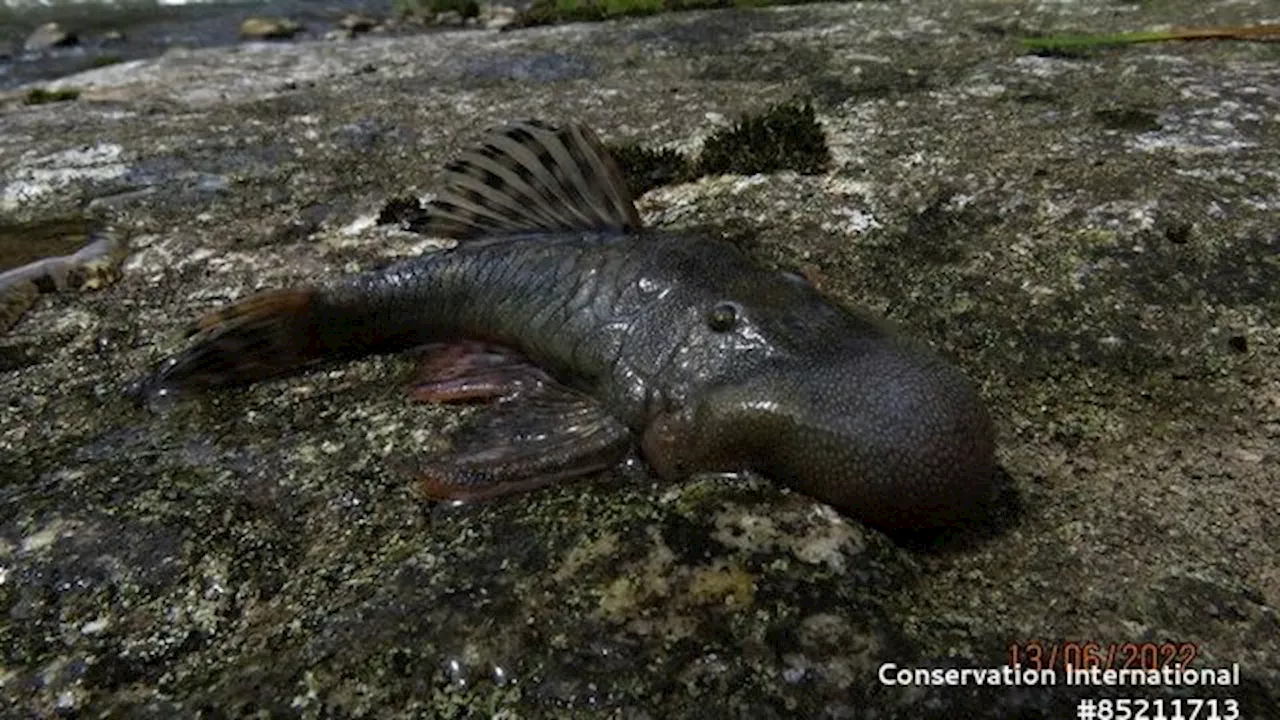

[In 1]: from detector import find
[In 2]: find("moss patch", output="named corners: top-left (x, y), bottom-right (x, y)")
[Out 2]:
top-left (1092, 106), bottom-right (1162, 132)
top-left (510, 0), bottom-right (865, 29)
top-left (609, 100), bottom-right (829, 196)
top-left (606, 142), bottom-right (694, 196)
top-left (23, 87), bottom-right (81, 105)
top-left (90, 55), bottom-right (124, 69)
top-left (695, 101), bottom-right (830, 176)
top-left (394, 0), bottom-right (480, 19)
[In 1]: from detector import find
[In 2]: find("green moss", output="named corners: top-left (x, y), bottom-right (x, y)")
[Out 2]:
top-left (514, 0), bottom-right (674, 25)
top-left (1092, 107), bottom-right (1162, 132)
top-left (510, 0), bottom-right (860, 28)
top-left (585, 0), bottom-right (667, 17)
top-left (605, 142), bottom-right (694, 196)
top-left (695, 100), bottom-right (829, 176)
top-left (23, 87), bottom-right (81, 105)
top-left (394, 0), bottom-right (480, 19)
top-left (376, 195), bottom-right (427, 228)
top-left (601, 101), bottom-right (830, 197)
top-left (90, 55), bottom-right (124, 69)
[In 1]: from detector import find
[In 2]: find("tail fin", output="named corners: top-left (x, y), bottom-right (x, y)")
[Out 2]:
top-left (133, 289), bottom-right (328, 400)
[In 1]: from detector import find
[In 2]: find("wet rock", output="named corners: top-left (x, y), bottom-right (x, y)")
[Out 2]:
top-left (239, 17), bottom-right (302, 41)
top-left (483, 4), bottom-right (518, 30)
top-left (337, 12), bottom-right (379, 33)
top-left (434, 10), bottom-right (465, 26)
top-left (23, 22), bottom-right (79, 52)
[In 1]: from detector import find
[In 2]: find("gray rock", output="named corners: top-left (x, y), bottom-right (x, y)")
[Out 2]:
top-left (22, 22), bottom-right (78, 53)
top-left (337, 13), bottom-right (376, 34)
top-left (484, 5), bottom-right (519, 30)
top-left (1, 0), bottom-right (1278, 716)
top-left (239, 17), bottom-right (303, 41)
top-left (435, 10), bottom-right (465, 26)
top-left (337, 12), bottom-right (379, 33)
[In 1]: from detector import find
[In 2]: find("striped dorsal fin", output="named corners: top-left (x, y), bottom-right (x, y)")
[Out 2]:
top-left (420, 120), bottom-right (643, 239)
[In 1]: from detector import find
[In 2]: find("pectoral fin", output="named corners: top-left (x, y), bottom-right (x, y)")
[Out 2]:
top-left (409, 366), bottom-right (632, 502)
top-left (409, 341), bottom-right (551, 402)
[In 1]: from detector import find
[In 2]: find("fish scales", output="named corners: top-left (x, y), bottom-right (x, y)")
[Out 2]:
top-left (137, 120), bottom-right (996, 530)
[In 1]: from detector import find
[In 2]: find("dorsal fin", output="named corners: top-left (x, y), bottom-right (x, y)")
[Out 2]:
top-left (420, 120), bottom-right (643, 239)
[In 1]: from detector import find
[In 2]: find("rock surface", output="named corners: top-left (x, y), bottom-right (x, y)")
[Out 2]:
top-left (21, 22), bottom-right (78, 53)
top-left (2, 0), bottom-right (1278, 717)
top-left (239, 17), bottom-right (304, 41)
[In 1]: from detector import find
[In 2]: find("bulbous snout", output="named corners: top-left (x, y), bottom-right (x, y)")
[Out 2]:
top-left (643, 343), bottom-right (996, 530)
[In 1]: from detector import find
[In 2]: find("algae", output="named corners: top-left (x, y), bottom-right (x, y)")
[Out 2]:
top-left (22, 87), bottom-right (81, 105)
top-left (511, 0), bottom-right (878, 28)
top-left (608, 100), bottom-right (830, 195)
top-left (695, 101), bottom-right (829, 177)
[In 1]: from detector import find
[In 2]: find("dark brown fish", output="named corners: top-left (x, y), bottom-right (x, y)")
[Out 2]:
top-left (137, 120), bottom-right (995, 530)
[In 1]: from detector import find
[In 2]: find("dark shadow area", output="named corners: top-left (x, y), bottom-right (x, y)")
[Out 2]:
top-left (885, 465), bottom-right (1024, 553)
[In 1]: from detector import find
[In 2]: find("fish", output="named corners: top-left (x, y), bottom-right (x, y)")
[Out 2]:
top-left (1, 227), bottom-right (128, 334)
top-left (135, 119), bottom-right (996, 530)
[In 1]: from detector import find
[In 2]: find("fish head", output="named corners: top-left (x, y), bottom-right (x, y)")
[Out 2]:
top-left (641, 335), bottom-right (996, 530)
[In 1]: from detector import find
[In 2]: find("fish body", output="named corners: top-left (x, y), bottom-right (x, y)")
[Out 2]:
top-left (140, 120), bottom-right (995, 530)
top-left (1, 228), bottom-right (127, 334)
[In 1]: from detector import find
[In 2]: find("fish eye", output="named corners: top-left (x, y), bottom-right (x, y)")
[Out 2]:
top-left (706, 302), bottom-right (739, 332)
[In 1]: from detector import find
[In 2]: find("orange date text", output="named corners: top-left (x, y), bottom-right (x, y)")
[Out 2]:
top-left (1008, 641), bottom-right (1198, 672)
